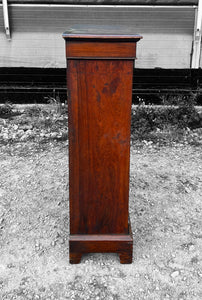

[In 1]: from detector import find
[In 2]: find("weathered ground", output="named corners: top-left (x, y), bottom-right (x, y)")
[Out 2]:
top-left (0, 140), bottom-right (201, 300)
top-left (0, 104), bottom-right (202, 299)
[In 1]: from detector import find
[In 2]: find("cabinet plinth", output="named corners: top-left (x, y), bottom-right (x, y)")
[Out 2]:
top-left (63, 25), bottom-right (142, 264)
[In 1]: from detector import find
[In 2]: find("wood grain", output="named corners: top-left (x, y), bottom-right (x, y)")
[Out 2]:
top-left (69, 234), bottom-right (133, 258)
top-left (67, 59), bottom-right (133, 235)
top-left (69, 221), bottom-right (133, 264)
top-left (64, 30), bottom-right (139, 264)
top-left (66, 41), bottom-right (136, 59)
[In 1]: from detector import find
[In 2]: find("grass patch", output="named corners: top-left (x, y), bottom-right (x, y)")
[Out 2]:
top-left (131, 95), bottom-right (202, 145)
top-left (0, 95), bottom-right (202, 146)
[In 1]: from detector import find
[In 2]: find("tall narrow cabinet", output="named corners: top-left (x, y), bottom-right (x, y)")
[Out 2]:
top-left (63, 25), bottom-right (142, 264)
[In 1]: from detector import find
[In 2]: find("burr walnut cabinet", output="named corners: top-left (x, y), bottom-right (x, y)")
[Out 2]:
top-left (63, 25), bottom-right (142, 264)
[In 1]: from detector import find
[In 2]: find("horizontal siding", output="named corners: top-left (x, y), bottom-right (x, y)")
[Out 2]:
top-left (0, 5), bottom-right (195, 68)
top-left (7, 0), bottom-right (199, 4)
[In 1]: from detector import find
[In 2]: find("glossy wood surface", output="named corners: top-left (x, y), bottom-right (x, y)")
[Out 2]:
top-left (67, 59), bottom-right (133, 235)
top-left (70, 235), bottom-right (133, 252)
top-left (66, 41), bottom-right (136, 59)
top-left (63, 24), bottom-right (143, 41)
top-left (69, 220), bottom-right (133, 264)
top-left (64, 29), bottom-right (141, 263)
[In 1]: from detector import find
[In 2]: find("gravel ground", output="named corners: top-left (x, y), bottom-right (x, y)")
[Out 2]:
top-left (0, 139), bottom-right (202, 300)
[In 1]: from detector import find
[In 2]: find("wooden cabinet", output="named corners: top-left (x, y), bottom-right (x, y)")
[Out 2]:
top-left (63, 25), bottom-right (142, 264)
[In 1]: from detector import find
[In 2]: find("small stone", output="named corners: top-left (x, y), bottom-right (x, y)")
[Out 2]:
top-left (171, 270), bottom-right (180, 278)
top-left (12, 133), bottom-right (17, 139)
top-left (7, 263), bottom-right (15, 268)
top-left (51, 132), bottom-right (57, 138)
top-left (17, 129), bottom-right (24, 136)
top-left (26, 129), bottom-right (32, 135)
top-left (35, 241), bottom-right (40, 249)
top-left (51, 241), bottom-right (56, 246)
top-left (20, 134), bottom-right (27, 141)
top-left (189, 245), bottom-right (195, 251)
top-left (53, 268), bottom-right (58, 272)
top-left (60, 238), bottom-right (65, 244)
top-left (3, 133), bottom-right (8, 140)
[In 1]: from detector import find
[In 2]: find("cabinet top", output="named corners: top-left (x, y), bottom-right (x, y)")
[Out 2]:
top-left (63, 25), bottom-right (142, 41)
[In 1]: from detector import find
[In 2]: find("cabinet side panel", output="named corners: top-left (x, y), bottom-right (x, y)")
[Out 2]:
top-left (68, 59), bottom-right (133, 234)
top-left (67, 61), bottom-right (80, 234)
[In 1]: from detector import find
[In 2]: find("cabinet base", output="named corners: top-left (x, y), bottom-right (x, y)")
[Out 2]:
top-left (69, 223), bottom-right (133, 264)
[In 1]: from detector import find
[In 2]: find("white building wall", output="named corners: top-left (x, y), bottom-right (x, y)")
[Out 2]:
top-left (0, 5), bottom-right (195, 68)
